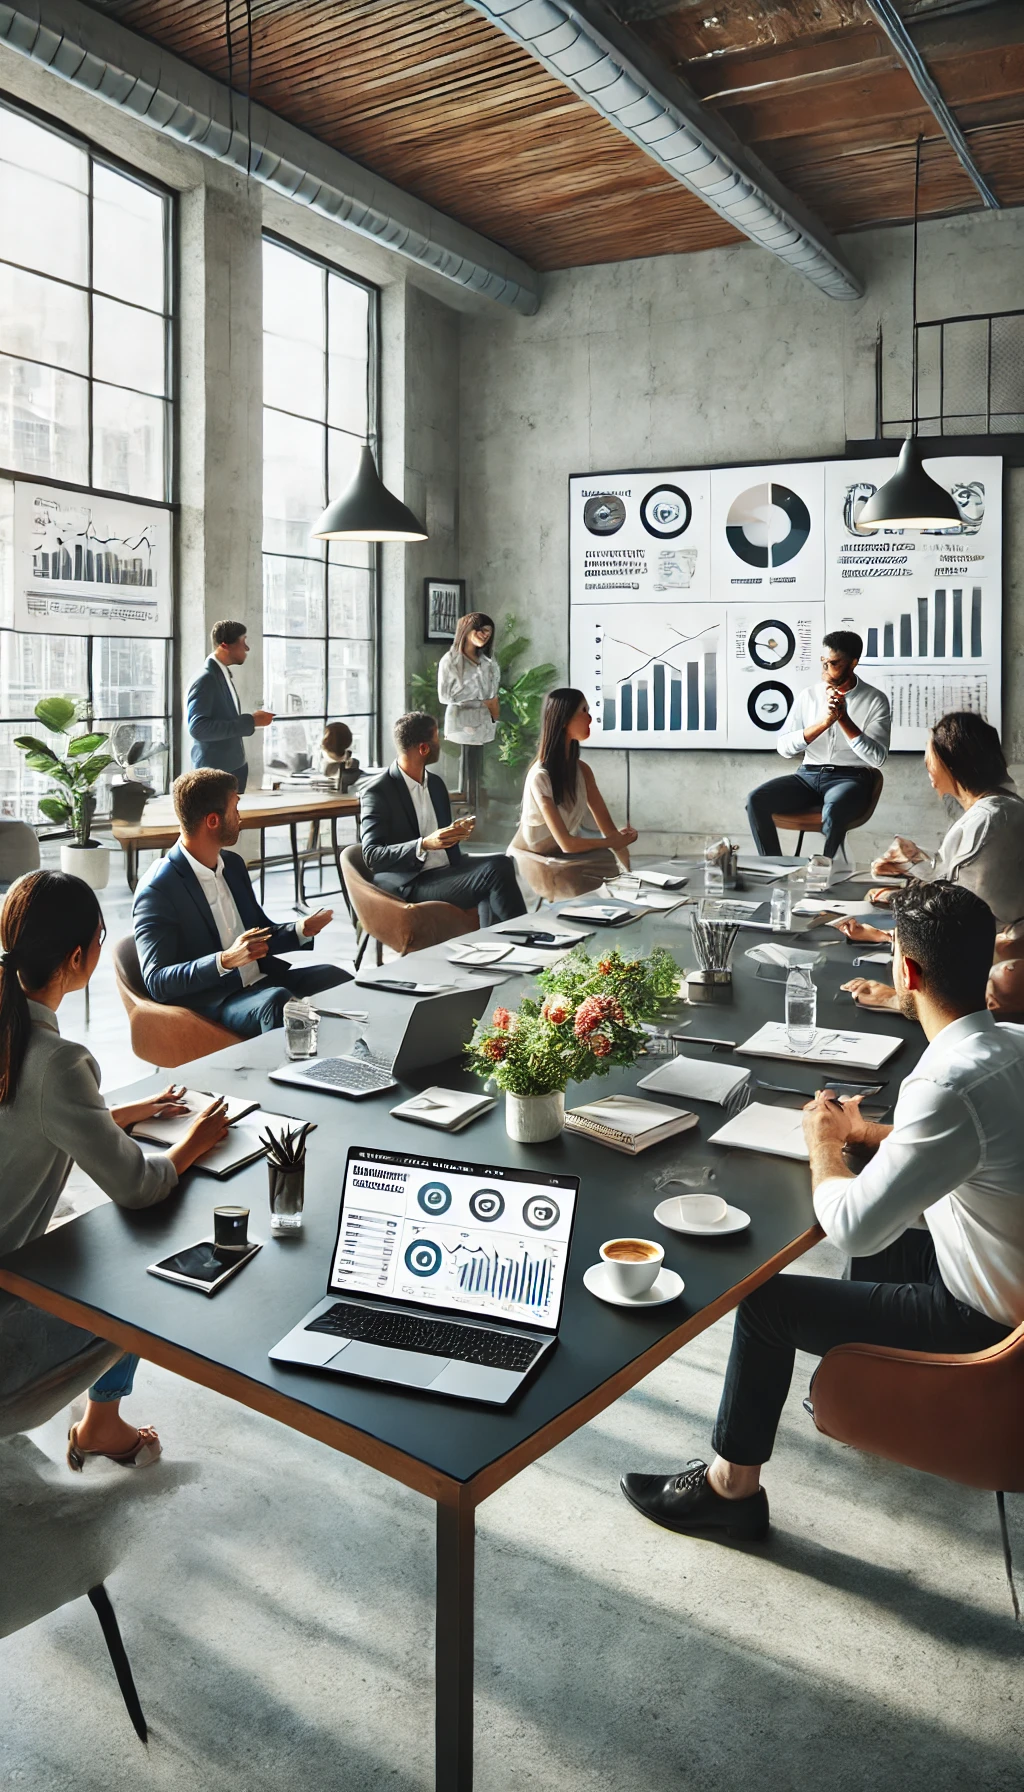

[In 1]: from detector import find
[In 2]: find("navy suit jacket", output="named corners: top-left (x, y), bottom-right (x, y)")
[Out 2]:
top-left (358, 763), bottom-right (462, 896)
top-left (186, 656), bottom-right (254, 772)
top-left (133, 842), bottom-right (309, 1006)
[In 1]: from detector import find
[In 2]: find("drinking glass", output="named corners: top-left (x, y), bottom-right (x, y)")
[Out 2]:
top-left (268, 1162), bottom-right (305, 1234)
top-left (806, 854), bottom-right (832, 893)
top-left (785, 969), bottom-right (817, 1051)
top-left (703, 837), bottom-right (724, 896)
top-left (283, 998), bottom-right (319, 1058)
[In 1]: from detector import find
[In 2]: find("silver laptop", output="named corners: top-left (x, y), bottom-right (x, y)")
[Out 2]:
top-left (268, 986), bottom-right (494, 1099)
top-left (269, 1146), bottom-right (580, 1404)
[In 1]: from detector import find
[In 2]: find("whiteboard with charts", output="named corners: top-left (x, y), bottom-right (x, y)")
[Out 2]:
top-left (568, 454), bottom-right (1002, 752)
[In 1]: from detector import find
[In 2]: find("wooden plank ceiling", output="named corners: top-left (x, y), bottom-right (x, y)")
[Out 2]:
top-left (104, 0), bottom-right (1024, 270)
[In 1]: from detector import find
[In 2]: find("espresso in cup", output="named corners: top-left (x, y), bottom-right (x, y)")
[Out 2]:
top-left (214, 1205), bottom-right (250, 1251)
top-left (600, 1237), bottom-right (664, 1297)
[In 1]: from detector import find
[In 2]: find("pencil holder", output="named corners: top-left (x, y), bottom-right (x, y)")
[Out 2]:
top-left (268, 1162), bottom-right (305, 1234)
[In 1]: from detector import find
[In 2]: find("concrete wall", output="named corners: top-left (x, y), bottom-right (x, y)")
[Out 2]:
top-left (458, 209), bottom-right (1024, 857)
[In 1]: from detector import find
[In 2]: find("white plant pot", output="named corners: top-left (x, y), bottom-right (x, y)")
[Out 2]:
top-left (505, 1089), bottom-right (565, 1144)
top-left (60, 841), bottom-right (110, 891)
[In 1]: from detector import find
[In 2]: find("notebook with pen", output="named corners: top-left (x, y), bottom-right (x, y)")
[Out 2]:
top-left (737, 1022), bottom-right (902, 1070)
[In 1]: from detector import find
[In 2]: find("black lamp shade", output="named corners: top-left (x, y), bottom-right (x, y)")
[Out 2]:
top-left (312, 444), bottom-right (427, 542)
top-left (856, 437), bottom-right (963, 531)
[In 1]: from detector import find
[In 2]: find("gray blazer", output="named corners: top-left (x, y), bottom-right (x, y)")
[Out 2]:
top-left (0, 1002), bottom-right (176, 1400)
top-left (186, 655), bottom-right (254, 773)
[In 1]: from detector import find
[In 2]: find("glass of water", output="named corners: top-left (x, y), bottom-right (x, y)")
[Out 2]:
top-left (704, 838), bottom-right (724, 896)
top-left (610, 872), bottom-right (641, 902)
top-left (283, 998), bottom-right (319, 1058)
top-left (785, 967), bottom-right (817, 1052)
top-left (806, 854), bottom-right (833, 893)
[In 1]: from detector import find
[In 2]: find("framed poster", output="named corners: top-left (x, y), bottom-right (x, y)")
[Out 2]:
top-left (14, 482), bottom-right (172, 637)
top-left (424, 578), bottom-right (465, 644)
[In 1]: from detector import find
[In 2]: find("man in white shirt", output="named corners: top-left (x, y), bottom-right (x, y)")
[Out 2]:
top-left (359, 712), bottom-right (526, 924)
top-left (621, 881), bottom-right (1022, 1544)
top-left (186, 620), bottom-right (275, 795)
top-left (133, 770), bottom-right (349, 1036)
top-left (746, 631), bottom-right (891, 859)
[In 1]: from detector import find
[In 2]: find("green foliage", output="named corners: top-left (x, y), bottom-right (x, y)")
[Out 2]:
top-left (14, 699), bottom-right (112, 845)
top-left (466, 946), bottom-right (683, 1097)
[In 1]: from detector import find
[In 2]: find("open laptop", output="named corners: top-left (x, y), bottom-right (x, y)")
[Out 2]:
top-left (268, 986), bottom-right (493, 1099)
top-left (269, 1146), bottom-right (580, 1404)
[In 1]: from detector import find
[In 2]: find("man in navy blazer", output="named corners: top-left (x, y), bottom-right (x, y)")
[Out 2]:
top-left (359, 712), bottom-right (526, 924)
top-left (186, 620), bottom-right (274, 795)
top-left (133, 769), bottom-right (349, 1036)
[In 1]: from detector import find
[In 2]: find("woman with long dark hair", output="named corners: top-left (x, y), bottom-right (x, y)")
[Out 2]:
top-left (0, 871), bottom-right (228, 1469)
top-left (511, 688), bottom-right (638, 878)
top-left (438, 612), bottom-right (501, 811)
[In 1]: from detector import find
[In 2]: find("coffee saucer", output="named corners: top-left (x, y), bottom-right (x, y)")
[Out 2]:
top-left (583, 1263), bottom-right (685, 1308)
top-left (654, 1197), bottom-right (750, 1236)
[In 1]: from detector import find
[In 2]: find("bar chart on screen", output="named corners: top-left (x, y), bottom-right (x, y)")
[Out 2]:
top-left (575, 603), bottom-right (724, 748)
top-left (860, 588), bottom-right (984, 662)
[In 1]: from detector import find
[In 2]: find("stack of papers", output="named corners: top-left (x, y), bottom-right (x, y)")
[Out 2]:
top-left (563, 1094), bottom-right (698, 1154)
top-left (638, 1055), bottom-right (750, 1105)
top-left (708, 1103), bottom-right (810, 1160)
top-left (559, 903), bottom-right (639, 926)
top-left (745, 942), bottom-right (823, 969)
top-left (640, 870), bottom-right (688, 889)
top-left (390, 1087), bottom-right (497, 1132)
top-left (738, 1022), bottom-right (902, 1069)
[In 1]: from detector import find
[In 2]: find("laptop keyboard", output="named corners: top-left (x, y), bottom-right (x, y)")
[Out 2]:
top-left (307, 1302), bottom-right (543, 1373)
top-left (296, 1056), bottom-right (395, 1093)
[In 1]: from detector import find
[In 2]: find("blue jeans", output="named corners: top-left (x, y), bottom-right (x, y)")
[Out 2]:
top-left (88, 1353), bottom-right (139, 1404)
top-left (746, 765), bottom-right (877, 859)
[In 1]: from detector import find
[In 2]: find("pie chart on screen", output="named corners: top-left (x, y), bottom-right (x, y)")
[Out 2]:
top-left (726, 483), bottom-right (812, 568)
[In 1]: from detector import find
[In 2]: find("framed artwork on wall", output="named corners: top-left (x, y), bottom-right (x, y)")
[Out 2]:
top-left (424, 578), bottom-right (465, 643)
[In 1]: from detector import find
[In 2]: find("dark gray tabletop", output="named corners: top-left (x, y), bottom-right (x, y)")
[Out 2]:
top-left (0, 877), bottom-right (916, 1499)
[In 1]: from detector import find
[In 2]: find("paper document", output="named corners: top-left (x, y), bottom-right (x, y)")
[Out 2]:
top-left (709, 1103), bottom-right (810, 1160)
top-left (843, 874), bottom-right (907, 886)
top-left (129, 1089), bottom-right (257, 1147)
top-left (639, 870), bottom-right (688, 889)
top-left (638, 1055), bottom-right (750, 1105)
top-left (792, 899), bottom-right (873, 917)
top-left (390, 1087), bottom-right (497, 1132)
top-left (627, 890), bottom-right (689, 912)
top-left (745, 943), bottom-right (824, 969)
top-left (738, 1021), bottom-right (902, 1069)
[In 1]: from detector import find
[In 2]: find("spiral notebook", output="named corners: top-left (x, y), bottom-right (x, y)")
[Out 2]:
top-left (563, 1095), bottom-right (698, 1155)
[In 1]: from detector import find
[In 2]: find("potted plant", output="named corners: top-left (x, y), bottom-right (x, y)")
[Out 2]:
top-left (467, 946), bottom-right (682, 1142)
top-left (14, 698), bottom-right (114, 890)
top-left (109, 720), bottom-right (167, 823)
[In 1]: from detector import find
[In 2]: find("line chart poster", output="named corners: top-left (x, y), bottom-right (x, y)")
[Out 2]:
top-left (568, 455), bottom-right (1002, 751)
top-left (14, 482), bottom-right (172, 636)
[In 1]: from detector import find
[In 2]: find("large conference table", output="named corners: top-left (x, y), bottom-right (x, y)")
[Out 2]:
top-left (0, 869), bottom-right (919, 1790)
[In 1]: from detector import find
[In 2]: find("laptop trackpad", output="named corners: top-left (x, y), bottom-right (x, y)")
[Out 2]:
top-left (337, 1341), bottom-right (450, 1388)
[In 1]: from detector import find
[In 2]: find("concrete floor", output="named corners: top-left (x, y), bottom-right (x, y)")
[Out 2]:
top-left (2, 843), bottom-right (1022, 1791)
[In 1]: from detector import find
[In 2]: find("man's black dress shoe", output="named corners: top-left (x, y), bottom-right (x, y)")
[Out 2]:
top-left (620, 1460), bottom-right (769, 1541)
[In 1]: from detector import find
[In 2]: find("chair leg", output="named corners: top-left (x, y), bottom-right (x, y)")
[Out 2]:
top-left (375, 938), bottom-right (383, 967)
top-left (796, 832), bottom-right (804, 855)
top-left (353, 929), bottom-right (370, 971)
top-left (87, 1584), bottom-right (148, 1742)
top-left (996, 1492), bottom-right (1021, 1621)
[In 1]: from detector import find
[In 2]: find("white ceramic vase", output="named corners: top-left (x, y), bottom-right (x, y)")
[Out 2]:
top-left (505, 1089), bottom-right (565, 1144)
top-left (60, 841), bottom-right (110, 891)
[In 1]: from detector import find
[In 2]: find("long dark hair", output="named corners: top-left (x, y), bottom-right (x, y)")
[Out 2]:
top-left (930, 712), bottom-right (1009, 797)
top-left (0, 871), bottom-right (103, 1104)
top-left (451, 612), bottom-right (495, 660)
top-left (536, 687), bottom-right (586, 807)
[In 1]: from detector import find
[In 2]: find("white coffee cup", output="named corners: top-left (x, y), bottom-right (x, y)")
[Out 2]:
top-left (600, 1237), bottom-right (664, 1298)
top-left (677, 1194), bottom-right (729, 1228)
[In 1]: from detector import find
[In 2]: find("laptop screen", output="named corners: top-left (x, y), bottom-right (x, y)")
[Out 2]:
top-left (330, 1148), bottom-right (579, 1334)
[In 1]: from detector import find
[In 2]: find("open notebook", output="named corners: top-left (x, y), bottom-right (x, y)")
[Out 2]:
top-left (708, 1102), bottom-right (810, 1160)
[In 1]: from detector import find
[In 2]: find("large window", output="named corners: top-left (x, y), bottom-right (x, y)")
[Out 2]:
top-left (262, 236), bottom-right (378, 774)
top-left (0, 100), bottom-right (172, 820)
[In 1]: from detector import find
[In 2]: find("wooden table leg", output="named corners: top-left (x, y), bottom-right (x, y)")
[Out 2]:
top-left (289, 821), bottom-right (304, 908)
top-left (126, 845), bottom-right (139, 893)
top-left (436, 1495), bottom-right (474, 1791)
top-left (332, 818), bottom-right (354, 923)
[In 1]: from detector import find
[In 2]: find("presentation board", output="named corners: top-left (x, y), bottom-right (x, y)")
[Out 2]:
top-left (569, 454), bottom-right (1001, 751)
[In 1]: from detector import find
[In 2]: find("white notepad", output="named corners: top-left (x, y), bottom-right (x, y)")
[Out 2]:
top-left (738, 1021), bottom-right (902, 1069)
top-left (639, 870), bottom-right (688, 889)
top-left (792, 898), bottom-right (874, 917)
top-left (638, 1055), bottom-right (750, 1105)
top-left (709, 1102), bottom-right (810, 1160)
top-left (390, 1087), bottom-right (497, 1132)
top-left (129, 1089), bottom-right (258, 1147)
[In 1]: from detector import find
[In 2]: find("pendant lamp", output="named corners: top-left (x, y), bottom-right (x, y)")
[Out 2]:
top-left (857, 137), bottom-right (962, 533)
top-left (312, 444), bottom-right (428, 543)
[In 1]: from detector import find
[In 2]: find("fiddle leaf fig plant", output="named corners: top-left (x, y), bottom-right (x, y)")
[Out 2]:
top-left (14, 697), bottom-right (113, 845)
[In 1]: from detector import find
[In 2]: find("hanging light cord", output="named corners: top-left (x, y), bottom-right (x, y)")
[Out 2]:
top-left (225, 0), bottom-right (234, 147)
top-left (245, 0), bottom-right (254, 178)
top-left (911, 133), bottom-right (922, 434)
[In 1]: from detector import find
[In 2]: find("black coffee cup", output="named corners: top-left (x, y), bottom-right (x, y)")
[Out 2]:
top-left (214, 1205), bottom-right (250, 1251)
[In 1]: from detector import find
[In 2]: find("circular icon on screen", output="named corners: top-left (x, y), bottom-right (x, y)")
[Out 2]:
top-left (469, 1188), bottom-right (505, 1223)
top-left (640, 483), bottom-right (692, 540)
top-left (726, 482), bottom-right (811, 568)
top-left (583, 495), bottom-right (626, 536)
top-left (417, 1181), bottom-right (452, 1216)
top-left (747, 681), bottom-right (793, 732)
top-left (405, 1239), bottom-right (443, 1277)
top-left (747, 619), bottom-right (796, 671)
top-left (523, 1195), bottom-right (560, 1232)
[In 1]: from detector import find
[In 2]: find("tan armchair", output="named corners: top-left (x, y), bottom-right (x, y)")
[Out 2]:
top-left (773, 767), bottom-right (885, 859)
top-left (341, 845), bottom-right (478, 970)
top-left (507, 839), bottom-right (619, 907)
top-left (113, 936), bottom-right (243, 1068)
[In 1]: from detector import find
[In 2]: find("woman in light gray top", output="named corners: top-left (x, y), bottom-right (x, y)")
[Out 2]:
top-left (0, 871), bottom-right (228, 1468)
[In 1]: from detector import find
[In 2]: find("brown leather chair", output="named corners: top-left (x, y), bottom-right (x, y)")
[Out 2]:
top-left (810, 1321), bottom-right (1024, 1616)
top-left (508, 840), bottom-right (619, 908)
top-left (341, 845), bottom-right (478, 970)
top-left (773, 767), bottom-right (885, 859)
top-left (113, 936), bottom-right (243, 1068)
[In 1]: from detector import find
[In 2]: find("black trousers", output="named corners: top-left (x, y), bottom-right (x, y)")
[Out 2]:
top-left (407, 854), bottom-right (527, 925)
top-left (746, 765), bottom-right (876, 859)
top-left (712, 1230), bottom-right (1009, 1466)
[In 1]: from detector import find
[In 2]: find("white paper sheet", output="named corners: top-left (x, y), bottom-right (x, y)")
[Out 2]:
top-left (638, 1055), bottom-right (750, 1104)
top-left (737, 1021), bottom-right (902, 1069)
top-left (708, 1102), bottom-right (810, 1160)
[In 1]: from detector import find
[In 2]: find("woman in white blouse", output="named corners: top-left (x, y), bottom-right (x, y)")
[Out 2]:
top-left (511, 688), bottom-right (638, 873)
top-left (437, 612), bottom-right (501, 811)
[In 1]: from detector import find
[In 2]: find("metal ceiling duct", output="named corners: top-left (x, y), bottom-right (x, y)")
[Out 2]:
top-left (0, 0), bottom-right (541, 316)
top-left (466, 0), bottom-right (864, 300)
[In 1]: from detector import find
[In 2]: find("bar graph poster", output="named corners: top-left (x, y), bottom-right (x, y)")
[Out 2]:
top-left (579, 603), bottom-right (724, 745)
top-left (823, 454), bottom-right (1002, 748)
top-left (14, 482), bottom-right (172, 636)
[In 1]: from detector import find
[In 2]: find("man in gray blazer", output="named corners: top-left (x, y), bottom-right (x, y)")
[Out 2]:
top-left (359, 712), bottom-right (526, 924)
top-left (186, 620), bottom-right (274, 795)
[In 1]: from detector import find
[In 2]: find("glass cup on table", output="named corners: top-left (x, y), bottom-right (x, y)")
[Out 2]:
top-left (283, 998), bottom-right (319, 1059)
top-left (268, 1162), bottom-right (305, 1234)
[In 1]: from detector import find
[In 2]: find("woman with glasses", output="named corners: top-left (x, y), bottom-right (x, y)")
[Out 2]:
top-left (0, 871), bottom-right (228, 1470)
top-left (438, 612), bottom-right (501, 812)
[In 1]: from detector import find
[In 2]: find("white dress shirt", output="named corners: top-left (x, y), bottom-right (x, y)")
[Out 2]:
top-left (437, 649), bottom-right (501, 745)
top-left (907, 792), bottom-right (1024, 931)
top-left (214, 655), bottom-right (242, 713)
top-left (400, 766), bottom-right (448, 870)
top-left (777, 676), bottom-right (890, 770)
top-left (814, 1011), bottom-right (1024, 1325)
top-left (179, 845), bottom-right (312, 986)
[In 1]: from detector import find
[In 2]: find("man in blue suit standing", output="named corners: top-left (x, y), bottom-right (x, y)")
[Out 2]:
top-left (186, 620), bottom-right (274, 796)
top-left (133, 769), bottom-right (349, 1037)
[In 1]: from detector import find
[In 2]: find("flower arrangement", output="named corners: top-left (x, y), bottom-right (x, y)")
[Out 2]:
top-left (466, 946), bottom-right (681, 1097)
